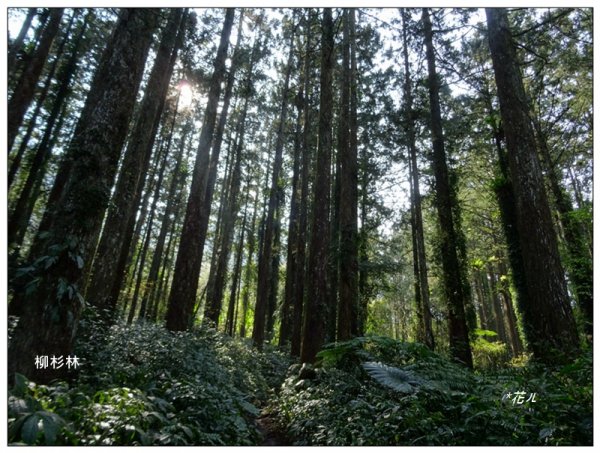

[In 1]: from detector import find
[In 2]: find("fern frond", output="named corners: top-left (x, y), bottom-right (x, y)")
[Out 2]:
top-left (362, 362), bottom-right (426, 394)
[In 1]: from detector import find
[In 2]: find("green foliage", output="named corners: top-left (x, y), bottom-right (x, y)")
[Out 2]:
top-left (8, 309), bottom-right (291, 445)
top-left (274, 336), bottom-right (592, 446)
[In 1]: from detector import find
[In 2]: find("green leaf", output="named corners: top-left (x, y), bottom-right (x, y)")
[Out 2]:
top-left (362, 362), bottom-right (424, 393)
top-left (21, 414), bottom-right (41, 444)
top-left (39, 412), bottom-right (62, 445)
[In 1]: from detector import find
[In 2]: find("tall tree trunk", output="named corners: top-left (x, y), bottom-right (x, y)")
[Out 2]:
top-left (487, 264), bottom-right (508, 344)
top-left (8, 12), bottom-right (89, 250)
top-left (486, 8), bottom-right (580, 362)
top-left (204, 117), bottom-right (247, 325)
top-left (8, 10), bottom-right (76, 185)
top-left (279, 98), bottom-right (303, 346)
top-left (128, 137), bottom-right (171, 323)
top-left (86, 8), bottom-right (185, 316)
top-left (534, 122), bottom-right (593, 337)
top-left (401, 9), bottom-right (434, 350)
top-left (337, 8), bottom-right (359, 342)
top-left (266, 200), bottom-right (283, 341)
top-left (252, 16), bottom-right (296, 349)
top-left (166, 9), bottom-right (235, 331)
top-left (8, 8), bottom-right (64, 152)
top-left (139, 125), bottom-right (191, 320)
top-left (8, 9), bottom-right (157, 384)
top-left (300, 8), bottom-right (334, 364)
top-left (422, 8), bottom-right (472, 367)
top-left (239, 190), bottom-right (260, 338)
top-left (8, 8), bottom-right (37, 78)
top-left (497, 260), bottom-right (524, 355)
top-left (225, 201), bottom-right (249, 336)
top-left (290, 16), bottom-right (313, 356)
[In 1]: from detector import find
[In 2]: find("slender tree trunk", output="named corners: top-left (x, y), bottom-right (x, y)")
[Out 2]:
top-left (86, 9), bottom-right (185, 316)
top-left (266, 200), bottom-right (283, 341)
top-left (487, 264), bottom-right (507, 344)
top-left (301, 8), bottom-right (334, 364)
top-left (337, 8), bottom-right (359, 342)
top-left (204, 118), bottom-right (247, 325)
top-left (534, 122), bottom-right (593, 336)
top-left (253, 16), bottom-right (296, 349)
top-left (139, 126), bottom-right (191, 320)
top-left (290, 16), bottom-right (313, 356)
top-left (486, 8), bottom-right (580, 362)
top-left (129, 137), bottom-right (171, 323)
top-left (279, 87), bottom-right (304, 347)
top-left (225, 202), bottom-right (248, 336)
top-left (239, 190), bottom-right (260, 338)
top-left (401, 9), bottom-right (434, 350)
top-left (497, 260), bottom-right (524, 355)
top-left (8, 10), bottom-right (76, 185)
top-left (8, 9), bottom-right (157, 384)
top-left (8, 12), bottom-right (88, 250)
top-left (8, 8), bottom-right (64, 152)
top-left (422, 8), bottom-right (472, 367)
top-left (166, 9), bottom-right (235, 331)
top-left (8, 8), bottom-right (37, 78)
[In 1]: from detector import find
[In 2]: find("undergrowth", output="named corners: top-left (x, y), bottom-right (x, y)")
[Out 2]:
top-left (274, 336), bottom-right (592, 446)
top-left (8, 309), bottom-right (291, 446)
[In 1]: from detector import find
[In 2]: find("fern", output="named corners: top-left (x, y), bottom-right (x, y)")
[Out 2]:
top-left (362, 362), bottom-right (426, 394)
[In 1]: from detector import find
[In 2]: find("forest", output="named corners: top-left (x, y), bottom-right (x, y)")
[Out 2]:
top-left (5, 6), bottom-right (593, 446)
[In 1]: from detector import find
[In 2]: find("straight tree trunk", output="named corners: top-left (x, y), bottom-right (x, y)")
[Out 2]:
top-left (8, 8), bottom-right (64, 152)
top-left (337, 8), bottom-right (359, 342)
top-left (8, 12), bottom-right (88, 250)
top-left (252, 17), bottom-right (296, 349)
top-left (8, 8), bottom-right (37, 78)
top-left (128, 138), bottom-right (171, 323)
top-left (8, 9), bottom-right (157, 384)
top-left (534, 122), bottom-right (593, 336)
top-left (422, 8), bottom-right (472, 368)
top-left (166, 9), bottom-right (235, 331)
top-left (204, 117), bottom-right (248, 325)
top-left (225, 202), bottom-right (249, 336)
top-left (8, 10), bottom-right (76, 185)
top-left (139, 125), bottom-right (191, 319)
top-left (279, 87), bottom-right (305, 347)
top-left (497, 260), bottom-right (524, 355)
top-left (486, 8), bottom-right (580, 362)
top-left (239, 190), bottom-right (260, 338)
top-left (401, 9), bottom-right (434, 350)
top-left (300, 8), bottom-right (334, 364)
top-left (86, 8), bottom-right (185, 315)
top-left (290, 33), bottom-right (313, 355)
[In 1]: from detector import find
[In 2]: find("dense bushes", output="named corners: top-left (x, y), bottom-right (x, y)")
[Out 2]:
top-left (8, 318), bottom-right (592, 446)
top-left (8, 310), bottom-right (291, 446)
top-left (274, 336), bottom-right (592, 446)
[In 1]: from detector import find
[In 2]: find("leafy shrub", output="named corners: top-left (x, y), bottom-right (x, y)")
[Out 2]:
top-left (274, 336), bottom-right (592, 446)
top-left (8, 309), bottom-right (291, 446)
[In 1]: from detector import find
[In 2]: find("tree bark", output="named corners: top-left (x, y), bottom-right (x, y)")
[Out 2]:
top-left (422, 8), bottom-right (472, 367)
top-left (252, 15), bottom-right (296, 349)
top-left (166, 9), bottom-right (235, 331)
top-left (300, 8), bottom-right (334, 364)
top-left (8, 8), bottom-right (37, 78)
top-left (486, 8), bottom-right (580, 362)
top-left (8, 12), bottom-right (88, 250)
top-left (337, 9), bottom-right (360, 342)
top-left (86, 8), bottom-right (185, 315)
top-left (8, 9), bottom-right (158, 384)
top-left (8, 8), bottom-right (64, 152)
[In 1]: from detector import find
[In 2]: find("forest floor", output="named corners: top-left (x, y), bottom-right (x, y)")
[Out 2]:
top-left (256, 409), bottom-right (288, 446)
top-left (7, 314), bottom-right (593, 446)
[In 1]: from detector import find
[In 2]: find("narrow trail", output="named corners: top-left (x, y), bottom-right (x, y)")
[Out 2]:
top-left (256, 409), bottom-right (287, 446)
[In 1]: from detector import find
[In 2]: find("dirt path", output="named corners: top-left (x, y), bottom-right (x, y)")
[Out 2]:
top-left (256, 410), bottom-right (288, 446)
